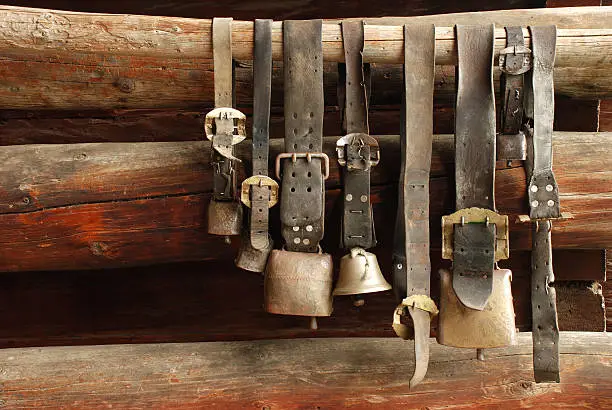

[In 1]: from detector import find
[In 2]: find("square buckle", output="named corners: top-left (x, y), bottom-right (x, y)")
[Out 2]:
top-left (240, 175), bottom-right (279, 208)
top-left (274, 152), bottom-right (330, 180)
top-left (336, 133), bottom-right (380, 171)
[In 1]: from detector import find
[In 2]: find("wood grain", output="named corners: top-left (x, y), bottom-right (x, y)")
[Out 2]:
top-left (0, 6), bottom-right (610, 109)
top-left (0, 332), bottom-right (609, 408)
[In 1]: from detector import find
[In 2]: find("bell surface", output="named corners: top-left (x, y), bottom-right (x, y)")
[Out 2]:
top-left (235, 232), bottom-right (273, 273)
top-left (333, 248), bottom-right (391, 296)
top-left (207, 199), bottom-right (243, 236)
top-left (437, 268), bottom-right (517, 348)
top-left (264, 249), bottom-right (333, 317)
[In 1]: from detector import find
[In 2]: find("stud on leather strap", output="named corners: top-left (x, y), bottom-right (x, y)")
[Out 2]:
top-left (206, 18), bottom-right (245, 237)
top-left (278, 20), bottom-right (327, 253)
top-left (523, 25), bottom-right (561, 383)
top-left (391, 24), bottom-right (437, 389)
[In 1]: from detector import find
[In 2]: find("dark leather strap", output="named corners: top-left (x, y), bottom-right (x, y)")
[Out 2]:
top-left (500, 27), bottom-right (529, 135)
top-left (526, 25), bottom-right (561, 384)
top-left (531, 220), bottom-right (560, 382)
top-left (453, 25), bottom-right (496, 309)
top-left (249, 19), bottom-right (273, 250)
top-left (338, 21), bottom-right (376, 250)
top-left (279, 20), bottom-right (326, 253)
top-left (394, 24), bottom-right (437, 389)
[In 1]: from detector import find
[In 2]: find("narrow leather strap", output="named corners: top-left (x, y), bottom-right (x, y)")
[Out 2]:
top-left (213, 18), bottom-right (233, 108)
top-left (280, 20), bottom-right (325, 253)
top-left (250, 19), bottom-right (273, 250)
top-left (531, 220), bottom-right (560, 382)
top-left (500, 27), bottom-right (528, 135)
top-left (339, 21), bottom-right (376, 250)
top-left (453, 25), bottom-right (496, 309)
top-left (401, 23), bottom-right (436, 389)
top-left (528, 26), bottom-right (560, 220)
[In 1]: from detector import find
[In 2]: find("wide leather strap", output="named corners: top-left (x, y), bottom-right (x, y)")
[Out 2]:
top-left (452, 25), bottom-right (497, 310)
top-left (391, 24), bottom-right (437, 389)
top-left (279, 20), bottom-right (327, 253)
top-left (526, 25), bottom-right (561, 384)
top-left (338, 21), bottom-right (377, 250)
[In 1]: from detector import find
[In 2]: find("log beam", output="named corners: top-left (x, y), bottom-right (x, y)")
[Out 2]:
top-left (0, 6), bottom-right (611, 109)
top-left (0, 333), bottom-right (610, 408)
top-left (0, 132), bottom-right (609, 271)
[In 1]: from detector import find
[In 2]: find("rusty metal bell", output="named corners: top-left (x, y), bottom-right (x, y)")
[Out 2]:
top-left (437, 268), bottom-right (517, 348)
top-left (333, 247), bottom-right (391, 296)
top-left (207, 199), bottom-right (243, 236)
top-left (235, 232), bottom-right (273, 273)
top-left (264, 249), bottom-right (333, 317)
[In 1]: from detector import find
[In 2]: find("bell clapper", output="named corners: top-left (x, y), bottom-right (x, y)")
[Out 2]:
top-left (352, 294), bottom-right (365, 307)
top-left (309, 317), bottom-right (318, 330)
top-left (477, 348), bottom-right (485, 361)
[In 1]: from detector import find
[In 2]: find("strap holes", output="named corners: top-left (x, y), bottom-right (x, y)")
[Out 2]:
top-left (259, 196), bottom-right (263, 200)
top-left (309, 143), bottom-right (313, 149)
top-left (537, 305), bottom-right (541, 310)
top-left (291, 172), bottom-right (296, 177)
top-left (258, 209), bottom-right (263, 212)
top-left (307, 172), bottom-right (312, 177)
top-left (293, 143), bottom-right (298, 149)
top-left (293, 128), bottom-right (298, 135)
top-left (460, 248), bottom-right (465, 252)
top-left (484, 250), bottom-right (489, 254)
top-left (290, 187), bottom-right (295, 192)
top-left (258, 156), bottom-right (262, 160)
top-left (292, 113), bottom-right (298, 119)
top-left (307, 187), bottom-right (312, 192)
top-left (314, 69), bottom-right (318, 73)
top-left (537, 325), bottom-right (542, 330)
top-left (309, 112), bottom-right (314, 118)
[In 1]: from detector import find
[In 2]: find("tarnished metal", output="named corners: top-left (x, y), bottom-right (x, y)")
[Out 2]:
top-left (264, 249), bottom-right (333, 317)
top-left (240, 175), bottom-right (279, 208)
top-left (497, 132), bottom-right (527, 161)
top-left (499, 44), bottom-right (532, 75)
top-left (333, 247), bottom-right (391, 296)
top-left (275, 152), bottom-right (330, 181)
top-left (204, 107), bottom-right (247, 144)
top-left (207, 199), bottom-right (243, 236)
top-left (437, 268), bottom-right (517, 348)
top-left (336, 133), bottom-right (380, 170)
top-left (235, 231), bottom-right (273, 273)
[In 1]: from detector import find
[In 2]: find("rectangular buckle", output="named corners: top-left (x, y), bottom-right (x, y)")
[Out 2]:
top-left (275, 152), bottom-right (330, 180)
top-left (336, 133), bottom-right (380, 171)
top-left (441, 207), bottom-right (509, 262)
top-left (498, 44), bottom-right (531, 75)
top-left (240, 175), bottom-right (279, 208)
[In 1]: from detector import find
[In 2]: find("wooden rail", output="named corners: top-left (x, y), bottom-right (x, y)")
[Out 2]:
top-left (0, 332), bottom-right (609, 408)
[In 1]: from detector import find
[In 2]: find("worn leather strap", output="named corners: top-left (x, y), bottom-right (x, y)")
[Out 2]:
top-left (338, 21), bottom-right (376, 250)
top-left (453, 25), bottom-right (496, 309)
top-left (393, 24), bottom-right (437, 389)
top-left (249, 19), bottom-right (274, 250)
top-left (280, 20), bottom-right (326, 253)
top-left (526, 25), bottom-right (561, 384)
top-left (500, 27), bottom-right (529, 135)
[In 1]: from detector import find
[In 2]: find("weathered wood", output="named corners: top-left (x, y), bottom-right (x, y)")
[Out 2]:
top-left (0, 332), bottom-right (609, 408)
top-left (0, 132), bottom-right (608, 271)
top-left (0, 6), bottom-right (611, 109)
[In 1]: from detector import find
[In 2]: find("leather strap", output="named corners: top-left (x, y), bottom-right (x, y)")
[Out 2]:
top-left (500, 27), bottom-right (529, 135)
top-left (279, 20), bottom-right (326, 253)
top-left (338, 21), bottom-right (376, 250)
top-left (392, 24), bottom-right (437, 389)
top-left (249, 19), bottom-right (273, 250)
top-left (526, 25), bottom-right (561, 384)
top-left (453, 25), bottom-right (496, 309)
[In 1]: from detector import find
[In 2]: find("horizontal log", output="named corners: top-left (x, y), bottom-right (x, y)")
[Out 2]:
top-left (0, 6), bottom-right (610, 109)
top-left (0, 132), bottom-right (608, 271)
top-left (0, 332), bottom-right (610, 408)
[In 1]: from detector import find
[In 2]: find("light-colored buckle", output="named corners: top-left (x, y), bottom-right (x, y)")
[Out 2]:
top-left (441, 207), bottom-right (509, 262)
top-left (274, 152), bottom-right (330, 180)
top-left (498, 44), bottom-right (532, 75)
top-left (336, 133), bottom-right (380, 171)
top-left (240, 175), bottom-right (279, 208)
top-left (204, 107), bottom-right (247, 144)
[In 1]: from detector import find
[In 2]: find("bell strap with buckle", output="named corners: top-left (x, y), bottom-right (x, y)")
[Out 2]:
top-left (277, 20), bottom-right (328, 253)
top-left (336, 21), bottom-right (378, 252)
top-left (523, 25), bottom-right (561, 384)
top-left (442, 24), bottom-right (510, 311)
top-left (391, 24), bottom-right (438, 389)
top-left (239, 19), bottom-right (278, 259)
top-left (206, 18), bottom-right (246, 236)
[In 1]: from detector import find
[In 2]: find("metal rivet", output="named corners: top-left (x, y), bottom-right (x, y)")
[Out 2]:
top-left (545, 184), bottom-right (553, 192)
top-left (303, 238), bottom-right (310, 245)
top-left (292, 226), bottom-right (300, 232)
top-left (397, 264), bottom-right (403, 270)
top-left (360, 195), bottom-right (368, 203)
top-left (531, 200), bottom-right (539, 208)
top-left (530, 185), bottom-right (538, 193)
top-left (293, 237), bottom-right (301, 244)
top-left (306, 225), bottom-right (313, 232)
top-left (547, 200), bottom-right (555, 207)
top-left (345, 194), bottom-right (353, 201)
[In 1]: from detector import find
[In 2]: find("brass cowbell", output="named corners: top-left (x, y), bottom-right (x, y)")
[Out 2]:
top-left (333, 247), bottom-right (391, 296)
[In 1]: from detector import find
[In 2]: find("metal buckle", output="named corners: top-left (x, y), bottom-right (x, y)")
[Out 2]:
top-left (336, 133), bottom-right (380, 171)
top-left (204, 107), bottom-right (247, 144)
top-left (441, 207), bottom-right (510, 262)
top-left (498, 44), bottom-right (532, 75)
top-left (240, 175), bottom-right (279, 208)
top-left (274, 152), bottom-right (330, 180)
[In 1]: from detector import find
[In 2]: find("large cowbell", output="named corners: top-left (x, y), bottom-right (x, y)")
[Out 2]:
top-left (207, 199), bottom-right (243, 236)
top-left (264, 249), bottom-right (333, 317)
top-left (334, 247), bottom-right (391, 296)
top-left (437, 268), bottom-right (517, 348)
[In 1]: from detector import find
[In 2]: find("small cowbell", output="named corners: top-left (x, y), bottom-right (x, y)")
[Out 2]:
top-left (235, 231), bottom-right (273, 273)
top-left (207, 199), bottom-right (243, 236)
top-left (333, 247), bottom-right (391, 296)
